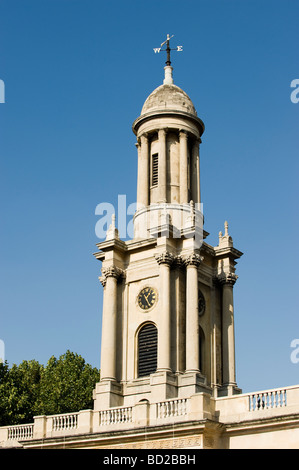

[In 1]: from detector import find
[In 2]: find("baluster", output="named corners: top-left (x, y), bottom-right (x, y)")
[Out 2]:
top-left (274, 390), bottom-right (278, 408)
top-left (283, 389), bottom-right (287, 407)
top-left (279, 390), bottom-right (283, 407)
top-left (257, 394), bottom-right (261, 410)
top-left (262, 393), bottom-right (266, 409)
top-left (183, 399), bottom-right (187, 415)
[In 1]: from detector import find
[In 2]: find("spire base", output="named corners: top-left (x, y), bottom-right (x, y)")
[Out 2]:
top-left (163, 66), bottom-right (174, 85)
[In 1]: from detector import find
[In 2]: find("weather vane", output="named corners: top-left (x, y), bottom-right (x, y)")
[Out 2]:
top-left (153, 34), bottom-right (183, 66)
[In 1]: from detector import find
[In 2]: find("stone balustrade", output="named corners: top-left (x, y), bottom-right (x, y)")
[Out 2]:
top-left (99, 406), bottom-right (132, 426)
top-left (52, 413), bottom-right (78, 431)
top-left (156, 398), bottom-right (188, 419)
top-left (248, 389), bottom-right (287, 411)
top-left (1, 385), bottom-right (298, 447)
top-left (7, 424), bottom-right (34, 441)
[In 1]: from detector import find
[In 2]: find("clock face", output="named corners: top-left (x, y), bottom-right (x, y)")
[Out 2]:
top-left (137, 287), bottom-right (157, 311)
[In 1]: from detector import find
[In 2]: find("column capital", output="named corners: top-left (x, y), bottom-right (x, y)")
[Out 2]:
top-left (192, 136), bottom-right (202, 145)
top-left (179, 129), bottom-right (188, 137)
top-left (155, 251), bottom-right (174, 267)
top-left (158, 128), bottom-right (167, 136)
top-left (172, 255), bottom-right (185, 270)
top-left (216, 272), bottom-right (238, 287)
top-left (101, 266), bottom-right (125, 283)
top-left (183, 253), bottom-right (203, 268)
top-left (140, 132), bottom-right (149, 142)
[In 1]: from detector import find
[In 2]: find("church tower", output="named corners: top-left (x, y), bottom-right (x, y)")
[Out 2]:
top-left (93, 40), bottom-right (243, 412)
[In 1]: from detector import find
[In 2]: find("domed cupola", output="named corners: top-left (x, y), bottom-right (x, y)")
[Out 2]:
top-left (132, 62), bottom-right (204, 219)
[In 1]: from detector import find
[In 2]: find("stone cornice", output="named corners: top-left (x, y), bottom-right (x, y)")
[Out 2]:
top-left (214, 246), bottom-right (243, 260)
top-left (132, 110), bottom-right (205, 137)
top-left (94, 237), bottom-right (158, 262)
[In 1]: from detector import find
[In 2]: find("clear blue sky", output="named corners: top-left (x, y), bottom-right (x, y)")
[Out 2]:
top-left (0, 0), bottom-right (298, 393)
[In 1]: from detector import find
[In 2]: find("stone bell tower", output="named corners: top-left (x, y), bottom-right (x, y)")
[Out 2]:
top-left (93, 54), bottom-right (243, 412)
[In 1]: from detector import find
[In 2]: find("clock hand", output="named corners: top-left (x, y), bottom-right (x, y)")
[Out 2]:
top-left (144, 292), bottom-right (151, 307)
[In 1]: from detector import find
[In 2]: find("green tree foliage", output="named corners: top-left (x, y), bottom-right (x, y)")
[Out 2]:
top-left (0, 359), bottom-right (42, 425)
top-left (0, 351), bottom-right (100, 426)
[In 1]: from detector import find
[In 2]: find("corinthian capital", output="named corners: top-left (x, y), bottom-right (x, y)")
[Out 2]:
top-left (155, 251), bottom-right (174, 266)
top-left (183, 253), bottom-right (203, 268)
top-left (101, 266), bottom-right (125, 282)
top-left (217, 272), bottom-right (238, 286)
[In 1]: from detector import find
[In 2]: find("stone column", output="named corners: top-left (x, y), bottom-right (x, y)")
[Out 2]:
top-left (137, 133), bottom-right (149, 208)
top-left (158, 128), bottom-right (167, 203)
top-left (191, 138), bottom-right (201, 204)
top-left (184, 253), bottom-right (203, 373)
top-left (179, 130), bottom-right (189, 204)
top-left (219, 273), bottom-right (238, 387)
top-left (100, 266), bottom-right (123, 381)
top-left (155, 252), bottom-right (174, 372)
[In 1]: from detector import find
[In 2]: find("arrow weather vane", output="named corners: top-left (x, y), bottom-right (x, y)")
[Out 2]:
top-left (153, 34), bottom-right (183, 66)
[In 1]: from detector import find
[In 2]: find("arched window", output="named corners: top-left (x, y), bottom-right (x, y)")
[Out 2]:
top-left (138, 323), bottom-right (158, 377)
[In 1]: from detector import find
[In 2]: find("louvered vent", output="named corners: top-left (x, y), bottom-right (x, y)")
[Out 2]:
top-left (138, 323), bottom-right (158, 377)
top-left (152, 153), bottom-right (158, 187)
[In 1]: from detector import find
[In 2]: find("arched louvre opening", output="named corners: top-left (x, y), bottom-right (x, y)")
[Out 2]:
top-left (138, 323), bottom-right (158, 377)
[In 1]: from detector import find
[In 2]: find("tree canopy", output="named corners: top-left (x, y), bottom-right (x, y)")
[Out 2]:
top-left (0, 351), bottom-right (100, 426)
